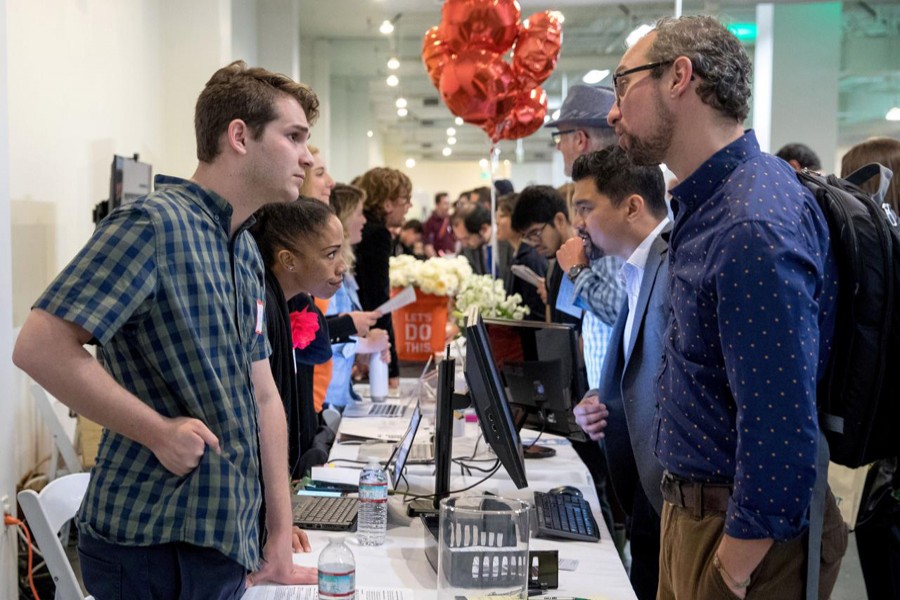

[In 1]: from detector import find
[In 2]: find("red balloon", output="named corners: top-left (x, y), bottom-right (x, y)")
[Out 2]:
top-left (439, 0), bottom-right (521, 55)
top-left (498, 86), bottom-right (548, 141)
top-left (439, 49), bottom-right (517, 127)
top-left (512, 11), bottom-right (563, 88)
top-left (422, 26), bottom-right (451, 89)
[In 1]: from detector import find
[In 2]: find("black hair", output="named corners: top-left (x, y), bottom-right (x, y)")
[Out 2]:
top-left (511, 185), bottom-right (568, 233)
top-left (402, 219), bottom-right (424, 234)
top-left (464, 205), bottom-right (492, 234)
top-left (571, 147), bottom-right (667, 218)
top-left (435, 191), bottom-right (449, 204)
top-left (776, 143), bottom-right (822, 171)
top-left (250, 198), bottom-right (335, 269)
top-left (496, 192), bottom-right (520, 216)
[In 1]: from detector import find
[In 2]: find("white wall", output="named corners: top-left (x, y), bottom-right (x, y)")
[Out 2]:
top-left (0, 0), bottom-right (17, 594)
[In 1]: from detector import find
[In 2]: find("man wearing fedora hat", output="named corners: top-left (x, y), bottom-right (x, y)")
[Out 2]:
top-left (544, 84), bottom-right (631, 553)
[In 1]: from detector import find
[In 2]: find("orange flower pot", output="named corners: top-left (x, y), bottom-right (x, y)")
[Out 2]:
top-left (392, 287), bottom-right (449, 361)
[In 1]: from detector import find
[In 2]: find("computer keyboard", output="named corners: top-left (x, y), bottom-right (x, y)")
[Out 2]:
top-left (369, 403), bottom-right (406, 417)
top-left (533, 491), bottom-right (600, 542)
top-left (292, 495), bottom-right (358, 531)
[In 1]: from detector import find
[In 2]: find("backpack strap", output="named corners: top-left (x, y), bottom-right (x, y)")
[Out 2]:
top-left (843, 163), bottom-right (894, 205)
top-left (806, 430), bottom-right (830, 600)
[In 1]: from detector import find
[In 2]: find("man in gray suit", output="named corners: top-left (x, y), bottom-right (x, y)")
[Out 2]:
top-left (571, 147), bottom-right (669, 600)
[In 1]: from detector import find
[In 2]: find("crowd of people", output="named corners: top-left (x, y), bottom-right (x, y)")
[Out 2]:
top-left (10, 13), bottom-right (900, 600)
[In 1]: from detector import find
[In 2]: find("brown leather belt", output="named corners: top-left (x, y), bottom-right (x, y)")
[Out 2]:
top-left (661, 472), bottom-right (732, 518)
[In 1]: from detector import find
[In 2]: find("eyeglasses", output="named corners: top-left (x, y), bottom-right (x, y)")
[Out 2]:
top-left (523, 222), bottom-right (550, 242)
top-left (551, 129), bottom-right (578, 145)
top-left (612, 60), bottom-right (673, 105)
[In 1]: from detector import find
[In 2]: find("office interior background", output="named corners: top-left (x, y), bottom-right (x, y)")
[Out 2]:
top-left (0, 0), bottom-right (898, 596)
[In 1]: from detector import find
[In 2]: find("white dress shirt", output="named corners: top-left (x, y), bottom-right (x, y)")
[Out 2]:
top-left (620, 217), bottom-right (669, 356)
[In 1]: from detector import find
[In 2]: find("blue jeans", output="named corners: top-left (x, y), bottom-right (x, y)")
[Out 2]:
top-left (78, 532), bottom-right (246, 600)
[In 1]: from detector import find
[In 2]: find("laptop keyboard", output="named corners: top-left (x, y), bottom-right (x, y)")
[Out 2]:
top-left (369, 403), bottom-right (406, 417)
top-left (293, 496), bottom-right (358, 530)
top-left (533, 491), bottom-right (600, 542)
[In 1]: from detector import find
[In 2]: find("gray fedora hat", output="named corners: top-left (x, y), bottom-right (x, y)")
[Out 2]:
top-left (545, 84), bottom-right (616, 129)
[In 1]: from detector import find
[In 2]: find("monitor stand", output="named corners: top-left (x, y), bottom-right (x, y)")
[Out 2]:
top-left (522, 444), bottom-right (556, 459)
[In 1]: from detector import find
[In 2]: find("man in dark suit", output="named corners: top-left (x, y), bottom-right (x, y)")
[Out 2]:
top-left (570, 147), bottom-right (669, 600)
top-left (457, 204), bottom-right (513, 286)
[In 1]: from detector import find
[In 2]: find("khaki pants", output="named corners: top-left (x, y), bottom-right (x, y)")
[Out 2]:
top-left (657, 489), bottom-right (848, 600)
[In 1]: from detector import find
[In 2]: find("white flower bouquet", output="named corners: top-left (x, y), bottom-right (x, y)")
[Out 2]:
top-left (389, 255), bottom-right (473, 297)
top-left (454, 274), bottom-right (530, 320)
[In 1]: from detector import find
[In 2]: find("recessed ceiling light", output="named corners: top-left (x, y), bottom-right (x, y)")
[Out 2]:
top-left (503, 159), bottom-right (511, 166)
top-left (405, 158), bottom-right (416, 168)
top-left (582, 69), bottom-right (610, 84)
top-left (366, 130), bottom-right (374, 138)
top-left (447, 137), bottom-right (457, 145)
top-left (386, 75), bottom-right (399, 87)
top-left (446, 127), bottom-right (456, 136)
top-left (379, 20), bottom-right (394, 35)
top-left (395, 97), bottom-right (407, 109)
top-left (887, 107), bottom-right (900, 121)
top-left (387, 57), bottom-right (400, 70)
top-left (479, 158), bottom-right (489, 169)
top-left (442, 147), bottom-right (452, 157)
top-left (397, 107), bottom-right (408, 117)
top-left (454, 117), bottom-right (464, 126)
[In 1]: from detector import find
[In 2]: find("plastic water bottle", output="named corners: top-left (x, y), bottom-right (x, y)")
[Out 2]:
top-left (317, 536), bottom-right (355, 600)
top-left (368, 352), bottom-right (389, 402)
top-left (357, 459), bottom-right (388, 545)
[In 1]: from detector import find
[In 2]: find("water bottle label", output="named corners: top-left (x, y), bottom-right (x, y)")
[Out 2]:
top-left (318, 566), bottom-right (355, 597)
top-left (358, 481), bottom-right (388, 502)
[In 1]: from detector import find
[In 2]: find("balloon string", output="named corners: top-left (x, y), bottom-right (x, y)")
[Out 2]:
top-left (489, 143), bottom-right (501, 279)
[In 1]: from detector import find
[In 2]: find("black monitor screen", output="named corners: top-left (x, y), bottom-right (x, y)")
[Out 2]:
top-left (463, 307), bottom-right (528, 489)
top-left (482, 318), bottom-right (586, 442)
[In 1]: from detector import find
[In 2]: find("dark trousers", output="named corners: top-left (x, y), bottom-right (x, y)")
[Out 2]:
top-left (629, 483), bottom-right (661, 600)
top-left (78, 533), bottom-right (246, 600)
top-left (657, 488), bottom-right (847, 600)
top-left (855, 521), bottom-right (900, 599)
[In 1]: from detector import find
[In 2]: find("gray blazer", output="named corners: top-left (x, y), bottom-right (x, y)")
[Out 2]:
top-left (597, 228), bottom-right (669, 515)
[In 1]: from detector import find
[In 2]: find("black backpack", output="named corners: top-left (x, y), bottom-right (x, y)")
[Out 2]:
top-left (797, 164), bottom-right (900, 468)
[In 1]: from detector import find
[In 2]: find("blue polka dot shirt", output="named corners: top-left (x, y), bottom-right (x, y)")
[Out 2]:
top-left (657, 131), bottom-right (838, 541)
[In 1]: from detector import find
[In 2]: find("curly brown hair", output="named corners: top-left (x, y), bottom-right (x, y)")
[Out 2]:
top-left (195, 60), bottom-right (319, 162)
top-left (354, 167), bottom-right (412, 220)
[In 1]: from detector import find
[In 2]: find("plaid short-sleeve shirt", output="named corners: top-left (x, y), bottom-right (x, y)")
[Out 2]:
top-left (34, 175), bottom-right (270, 570)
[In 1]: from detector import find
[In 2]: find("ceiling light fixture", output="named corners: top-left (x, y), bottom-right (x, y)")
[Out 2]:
top-left (454, 117), bottom-right (464, 126)
top-left (887, 106), bottom-right (900, 121)
top-left (386, 75), bottom-right (399, 87)
top-left (582, 69), bottom-right (610, 84)
top-left (447, 137), bottom-right (457, 145)
top-left (551, 109), bottom-right (561, 121)
top-left (405, 158), bottom-right (416, 168)
top-left (397, 107), bottom-right (408, 117)
top-left (366, 130), bottom-right (374, 138)
top-left (479, 158), bottom-right (489, 169)
top-left (395, 97), bottom-right (407, 108)
top-left (387, 57), bottom-right (400, 70)
top-left (442, 147), bottom-right (452, 157)
top-left (379, 20), bottom-right (394, 35)
top-left (446, 127), bottom-right (456, 136)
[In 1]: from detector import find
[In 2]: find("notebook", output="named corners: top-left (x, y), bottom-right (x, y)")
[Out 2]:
top-left (291, 494), bottom-right (358, 531)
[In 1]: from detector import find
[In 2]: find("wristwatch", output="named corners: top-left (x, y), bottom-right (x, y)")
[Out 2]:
top-left (567, 263), bottom-right (589, 282)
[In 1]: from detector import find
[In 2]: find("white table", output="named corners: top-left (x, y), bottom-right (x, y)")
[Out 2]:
top-left (245, 385), bottom-right (637, 600)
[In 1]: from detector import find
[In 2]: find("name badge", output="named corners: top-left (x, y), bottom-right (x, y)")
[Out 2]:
top-left (255, 300), bottom-right (264, 334)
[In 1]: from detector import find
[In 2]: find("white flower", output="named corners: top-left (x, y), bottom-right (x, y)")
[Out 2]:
top-left (453, 274), bottom-right (530, 320)
top-left (389, 255), bottom-right (474, 297)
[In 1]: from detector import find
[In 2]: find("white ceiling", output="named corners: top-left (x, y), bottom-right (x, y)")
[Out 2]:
top-left (298, 0), bottom-right (900, 161)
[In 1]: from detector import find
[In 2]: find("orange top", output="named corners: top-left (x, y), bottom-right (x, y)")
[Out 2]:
top-left (312, 296), bottom-right (333, 413)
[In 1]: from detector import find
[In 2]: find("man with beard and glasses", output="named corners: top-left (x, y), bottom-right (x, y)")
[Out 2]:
top-left (607, 16), bottom-right (847, 599)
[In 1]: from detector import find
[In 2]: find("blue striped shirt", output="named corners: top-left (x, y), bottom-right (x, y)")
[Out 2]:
top-left (35, 175), bottom-right (270, 569)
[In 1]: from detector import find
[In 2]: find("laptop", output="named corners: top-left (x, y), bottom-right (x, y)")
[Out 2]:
top-left (342, 357), bottom-right (434, 419)
top-left (358, 403), bottom-right (435, 467)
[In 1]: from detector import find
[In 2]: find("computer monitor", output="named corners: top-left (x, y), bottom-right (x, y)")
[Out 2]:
top-left (409, 307), bottom-right (529, 517)
top-left (481, 318), bottom-right (587, 442)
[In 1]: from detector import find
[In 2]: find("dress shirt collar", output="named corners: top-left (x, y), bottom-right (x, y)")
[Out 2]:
top-left (669, 129), bottom-right (761, 214)
top-left (625, 217), bottom-right (670, 273)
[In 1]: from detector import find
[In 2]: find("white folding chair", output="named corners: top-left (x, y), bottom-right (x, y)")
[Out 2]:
top-left (17, 472), bottom-right (92, 600)
top-left (31, 383), bottom-right (83, 480)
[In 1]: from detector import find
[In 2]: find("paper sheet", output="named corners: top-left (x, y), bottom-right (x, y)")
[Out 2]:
top-left (245, 586), bottom-right (414, 600)
top-left (510, 264), bottom-right (544, 288)
top-left (374, 286), bottom-right (416, 314)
